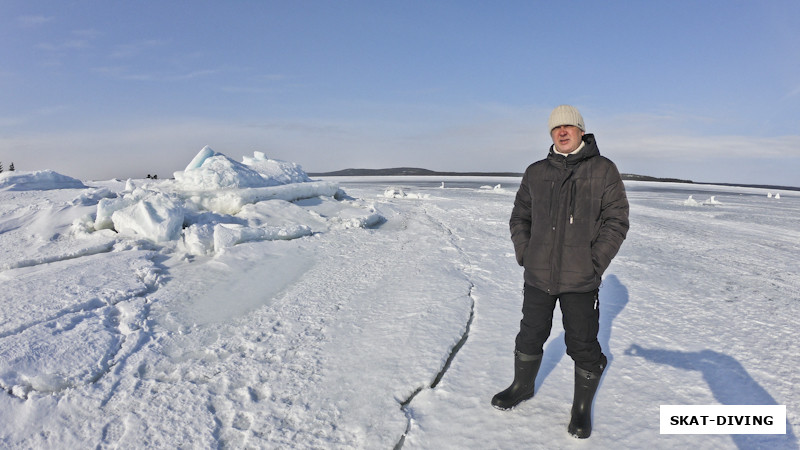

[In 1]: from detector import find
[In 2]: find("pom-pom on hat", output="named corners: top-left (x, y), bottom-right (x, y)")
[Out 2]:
top-left (548, 105), bottom-right (585, 132)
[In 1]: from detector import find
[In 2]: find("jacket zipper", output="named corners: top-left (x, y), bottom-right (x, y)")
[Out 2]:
top-left (547, 180), bottom-right (557, 293)
top-left (569, 179), bottom-right (577, 224)
top-left (550, 169), bottom-right (574, 293)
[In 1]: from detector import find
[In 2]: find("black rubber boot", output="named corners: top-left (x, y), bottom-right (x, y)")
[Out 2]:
top-left (567, 364), bottom-right (603, 438)
top-left (491, 351), bottom-right (542, 410)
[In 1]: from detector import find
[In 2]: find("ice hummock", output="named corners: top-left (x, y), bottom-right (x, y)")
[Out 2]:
top-left (173, 146), bottom-right (312, 190)
top-left (90, 146), bottom-right (379, 251)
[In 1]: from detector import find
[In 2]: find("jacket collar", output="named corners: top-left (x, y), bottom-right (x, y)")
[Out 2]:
top-left (547, 134), bottom-right (600, 167)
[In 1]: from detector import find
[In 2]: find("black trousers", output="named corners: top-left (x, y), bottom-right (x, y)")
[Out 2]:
top-left (515, 283), bottom-right (606, 374)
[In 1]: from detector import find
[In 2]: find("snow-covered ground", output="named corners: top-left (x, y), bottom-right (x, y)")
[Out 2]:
top-left (0, 152), bottom-right (798, 449)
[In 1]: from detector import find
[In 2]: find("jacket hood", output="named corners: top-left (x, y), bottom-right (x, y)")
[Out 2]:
top-left (547, 134), bottom-right (600, 167)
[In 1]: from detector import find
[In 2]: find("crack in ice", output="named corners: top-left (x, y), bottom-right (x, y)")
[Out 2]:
top-left (394, 206), bottom-right (478, 449)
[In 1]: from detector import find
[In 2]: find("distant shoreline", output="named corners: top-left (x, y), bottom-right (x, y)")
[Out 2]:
top-left (309, 167), bottom-right (800, 192)
top-left (308, 167), bottom-right (523, 178)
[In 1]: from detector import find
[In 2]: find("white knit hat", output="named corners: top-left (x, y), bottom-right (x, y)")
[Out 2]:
top-left (548, 105), bottom-right (585, 132)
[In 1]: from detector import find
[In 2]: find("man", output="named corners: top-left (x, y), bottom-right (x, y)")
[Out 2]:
top-left (492, 105), bottom-right (629, 439)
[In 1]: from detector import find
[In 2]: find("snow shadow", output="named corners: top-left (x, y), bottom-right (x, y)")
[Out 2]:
top-left (625, 345), bottom-right (797, 449)
top-left (536, 274), bottom-right (629, 393)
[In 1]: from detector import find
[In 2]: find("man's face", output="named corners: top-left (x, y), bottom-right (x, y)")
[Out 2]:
top-left (550, 125), bottom-right (585, 154)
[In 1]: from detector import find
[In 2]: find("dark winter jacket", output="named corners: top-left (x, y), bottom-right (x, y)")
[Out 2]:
top-left (510, 134), bottom-right (629, 295)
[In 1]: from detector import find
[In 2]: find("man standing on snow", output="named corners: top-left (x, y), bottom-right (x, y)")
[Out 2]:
top-left (492, 105), bottom-right (629, 439)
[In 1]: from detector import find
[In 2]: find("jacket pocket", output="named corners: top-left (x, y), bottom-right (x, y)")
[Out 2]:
top-left (515, 244), bottom-right (526, 266)
top-left (562, 243), bottom-right (596, 288)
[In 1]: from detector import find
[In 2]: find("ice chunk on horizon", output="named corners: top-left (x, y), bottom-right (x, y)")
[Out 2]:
top-left (382, 187), bottom-right (430, 199)
top-left (480, 184), bottom-right (503, 191)
top-left (683, 195), bottom-right (700, 206)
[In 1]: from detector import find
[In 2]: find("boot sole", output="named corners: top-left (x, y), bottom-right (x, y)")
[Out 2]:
top-left (568, 430), bottom-right (591, 439)
top-left (490, 392), bottom-right (534, 411)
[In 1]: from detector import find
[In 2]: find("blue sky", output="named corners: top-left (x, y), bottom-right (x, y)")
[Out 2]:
top-left (1, 1), bottom-right (799, 186)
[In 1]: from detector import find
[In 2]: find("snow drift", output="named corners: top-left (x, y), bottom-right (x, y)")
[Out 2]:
top-left (0, 170), bottom-right (87, 191)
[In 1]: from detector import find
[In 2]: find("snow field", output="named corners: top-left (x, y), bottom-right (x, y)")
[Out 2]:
top-left (0, 159), bottom-right (798, 449)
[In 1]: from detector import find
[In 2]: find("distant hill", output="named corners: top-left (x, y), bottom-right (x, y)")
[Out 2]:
top-left (693, 181), bottom-right (800, 192)
top-left (620, 173), bottom-right (693, 184)
top-left (309, 167), bottom-right (688, 182)
top-left (308, 167), bottom-right (524, 177)
top-left (309, 168), bottom-right (800, 191)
